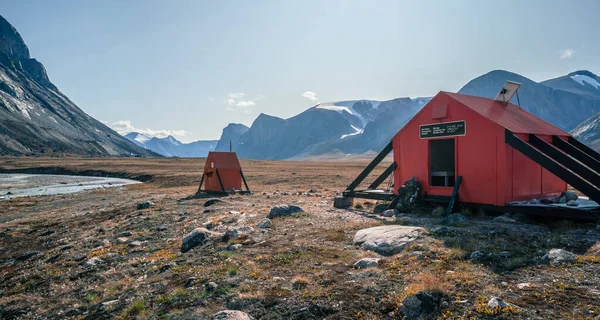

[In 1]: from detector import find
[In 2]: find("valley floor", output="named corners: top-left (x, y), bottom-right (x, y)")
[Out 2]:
top-left (0, 157), bottom-right (598, 319)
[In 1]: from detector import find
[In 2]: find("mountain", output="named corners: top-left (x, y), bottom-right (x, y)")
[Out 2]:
top-left (215, 123), bottom-right (249, 152)
top-left (0, 15), bottom-right (156, 156)
top-left (542, 70), bottom-right (600, 100)
top-left (571, 112), bottom-right (600, 152)
top-left (458, 70), bottom-right (600, 132)
top-left (219, 98), bottom-right (428, 160)
top-left (124, 132), bottom-right (217, 157)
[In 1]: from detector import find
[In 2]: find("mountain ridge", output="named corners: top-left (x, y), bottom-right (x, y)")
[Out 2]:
top-left (0, 15), bottom-right (157, 156)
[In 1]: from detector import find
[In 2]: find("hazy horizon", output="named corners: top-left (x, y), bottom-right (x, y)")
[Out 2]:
top-left (3, 0), bottom-right (600, 142)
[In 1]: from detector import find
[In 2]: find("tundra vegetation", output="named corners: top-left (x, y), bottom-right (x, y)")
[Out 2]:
top-left (0, 157), bottom-right (598, 319)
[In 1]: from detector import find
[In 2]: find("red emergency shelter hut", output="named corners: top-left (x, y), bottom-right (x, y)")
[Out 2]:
top-left (198, 152), bottom-right (250, 193)
top-left (342, 83), bottom-right (600, 218)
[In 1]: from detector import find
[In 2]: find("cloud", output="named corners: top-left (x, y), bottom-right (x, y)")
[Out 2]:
top-left (225, 92), bottom-right (263, 112)
top-left (301, 91), bottom-right (319, 102)
top-left (559, 48), bottom-right (575, 59)
top-left (109, 120), bottom-right (188, 138)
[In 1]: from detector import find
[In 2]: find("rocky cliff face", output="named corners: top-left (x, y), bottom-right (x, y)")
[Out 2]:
top-left (215, 123), bottom-right (249, 152)
top-left (571, 112), bottom-right (600, 152)
top-left (0, 15), bottom-right (157, 156)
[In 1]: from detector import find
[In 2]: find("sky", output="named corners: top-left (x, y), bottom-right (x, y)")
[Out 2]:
top-left (2, 0), bottom-right (599, 142)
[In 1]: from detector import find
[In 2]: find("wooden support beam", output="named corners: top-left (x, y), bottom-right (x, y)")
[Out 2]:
top-left (530, 135), bottom-right (600, 187)
top-left (553, 136), bottom-right (600, 172)
top-left (506, 130), bottom-right (600, 203)
top-left (368, 162), bottom-right (397, 189)
top-left (196, 173), bottom-right (205, 193)
top-left (568, 136), bottom-right (600, 163)
top-left (216, 169), bottom-right (225, 192)
top-left (240, 169), bottom-right (250, 192)
top-left (346, 141), bottom-right (393, 191)
top-left (444, 176), bottom-right (462, 216)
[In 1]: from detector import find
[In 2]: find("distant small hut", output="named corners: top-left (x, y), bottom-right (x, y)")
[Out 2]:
top-left (198, 152), bottom-right (250, 193)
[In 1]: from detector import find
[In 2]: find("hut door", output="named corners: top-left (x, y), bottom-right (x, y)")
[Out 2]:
top-left (429, 139), bottom-right (456, 187)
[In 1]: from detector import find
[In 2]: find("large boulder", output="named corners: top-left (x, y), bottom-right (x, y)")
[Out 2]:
top-left (399, 290), bottom-right (444, 319)
top-left (212, 310), bottom-right (255, 320)
top-left (268, 205), bottom-right (304, 219)
top-left (353, 225), bottom-right (424, 256)
top-left (181, 228), bottom-right (213, 253)
top-left (542, 248), bottom-right (576, 265)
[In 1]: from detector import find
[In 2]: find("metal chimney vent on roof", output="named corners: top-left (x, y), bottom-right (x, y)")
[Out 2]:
top-left (494, 81), bottom-right (521, 105)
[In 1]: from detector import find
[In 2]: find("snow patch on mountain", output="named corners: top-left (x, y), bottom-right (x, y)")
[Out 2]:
top-left (340, 125), bottom-right (363, 139)
top-left (316, 100), bottom-right (382, 128)
top-left (571, 74), bottom-right (600, 89)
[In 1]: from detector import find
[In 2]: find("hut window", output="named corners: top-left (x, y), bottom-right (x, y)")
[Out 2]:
top-left (211, 162), bottom-right (214, 168)
top-left (429, 138), bottom-right (455, 187)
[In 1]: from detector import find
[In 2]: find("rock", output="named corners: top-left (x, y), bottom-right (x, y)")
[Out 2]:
top-left (181, 228), bottom-right (212, 253)
top-left (204, 199), bottom-right (222, 207)
top-left (431, 226), bottom-right (450, 234)
top-left (101, 300), bottom-right (119, 307)
top-left (372, 203), bottom-right (388, 214)
top-left (493, 216), bottom-right (517, 224)
top-left (15, 251), bottom-right (41, 261)
top-left (487, 297), bottom-right (523, 310)
top-left (517, 283), bottom-right (531, 289)
top-left (470, 251), bottom-right (484, 260)
top-left (561, 191), bottom-right (578, 201)
top-left (185, 277), bottom-right (198, 288)
top-left (333, 196), bottom-right (353, 209)
top-left (222, 226), bottom-right (254, 242)
top-left (156, 225), bottom-right (168, 231)
top-left (6, 191), bottom-right (13, 195)
top-left (353, 225), bottom-right (424, 256)
top-left (118, 231), bottom-right (133, 237)
top-left (597, 224), bottom-right (600, 231)
top-left (129, 241), bottom-right (142, 247)
top-left (84, 257), bottom-right (105, 268)
top-left (205, 281), bottom-right (218, 292)
top-left (211, 310), bottom-right (255, 320)
top-left (228, 244), bottom-right (242, 251)
top-left (529, 198), bottom-right (540, 204)
top-left (229, 210), bottom-right (241, 215)
top-left (256, 218), bottom-right (271, 228)
top-left (353, 258), bottom-right (380, 269)
top-left (540, 198), bottom-right (553, 204)
top-left (268, 205), bottom-right (304, 219)
top-left (542, 248), bottom-right (576, 265)
top-left (442, 213), bottom-right (469, 226)
top-left (567, 200), bottom-right (579, 207)
top-left (499, 251), bottom-right (512, 258)
top-left (136, 201), bottom-right (154, 210)
top-left (116, 237), bottom-right (129, 244)
top-left (557, 196), bottom-right (567, 204)
top-left (399, 290), bottom-right (443, 319)
top-left (383, 209), bottom-right (398, 217)
top-left (308, 188), bottom-right (318, 193)
top-left (202, 221), bottom-right (214, 229)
